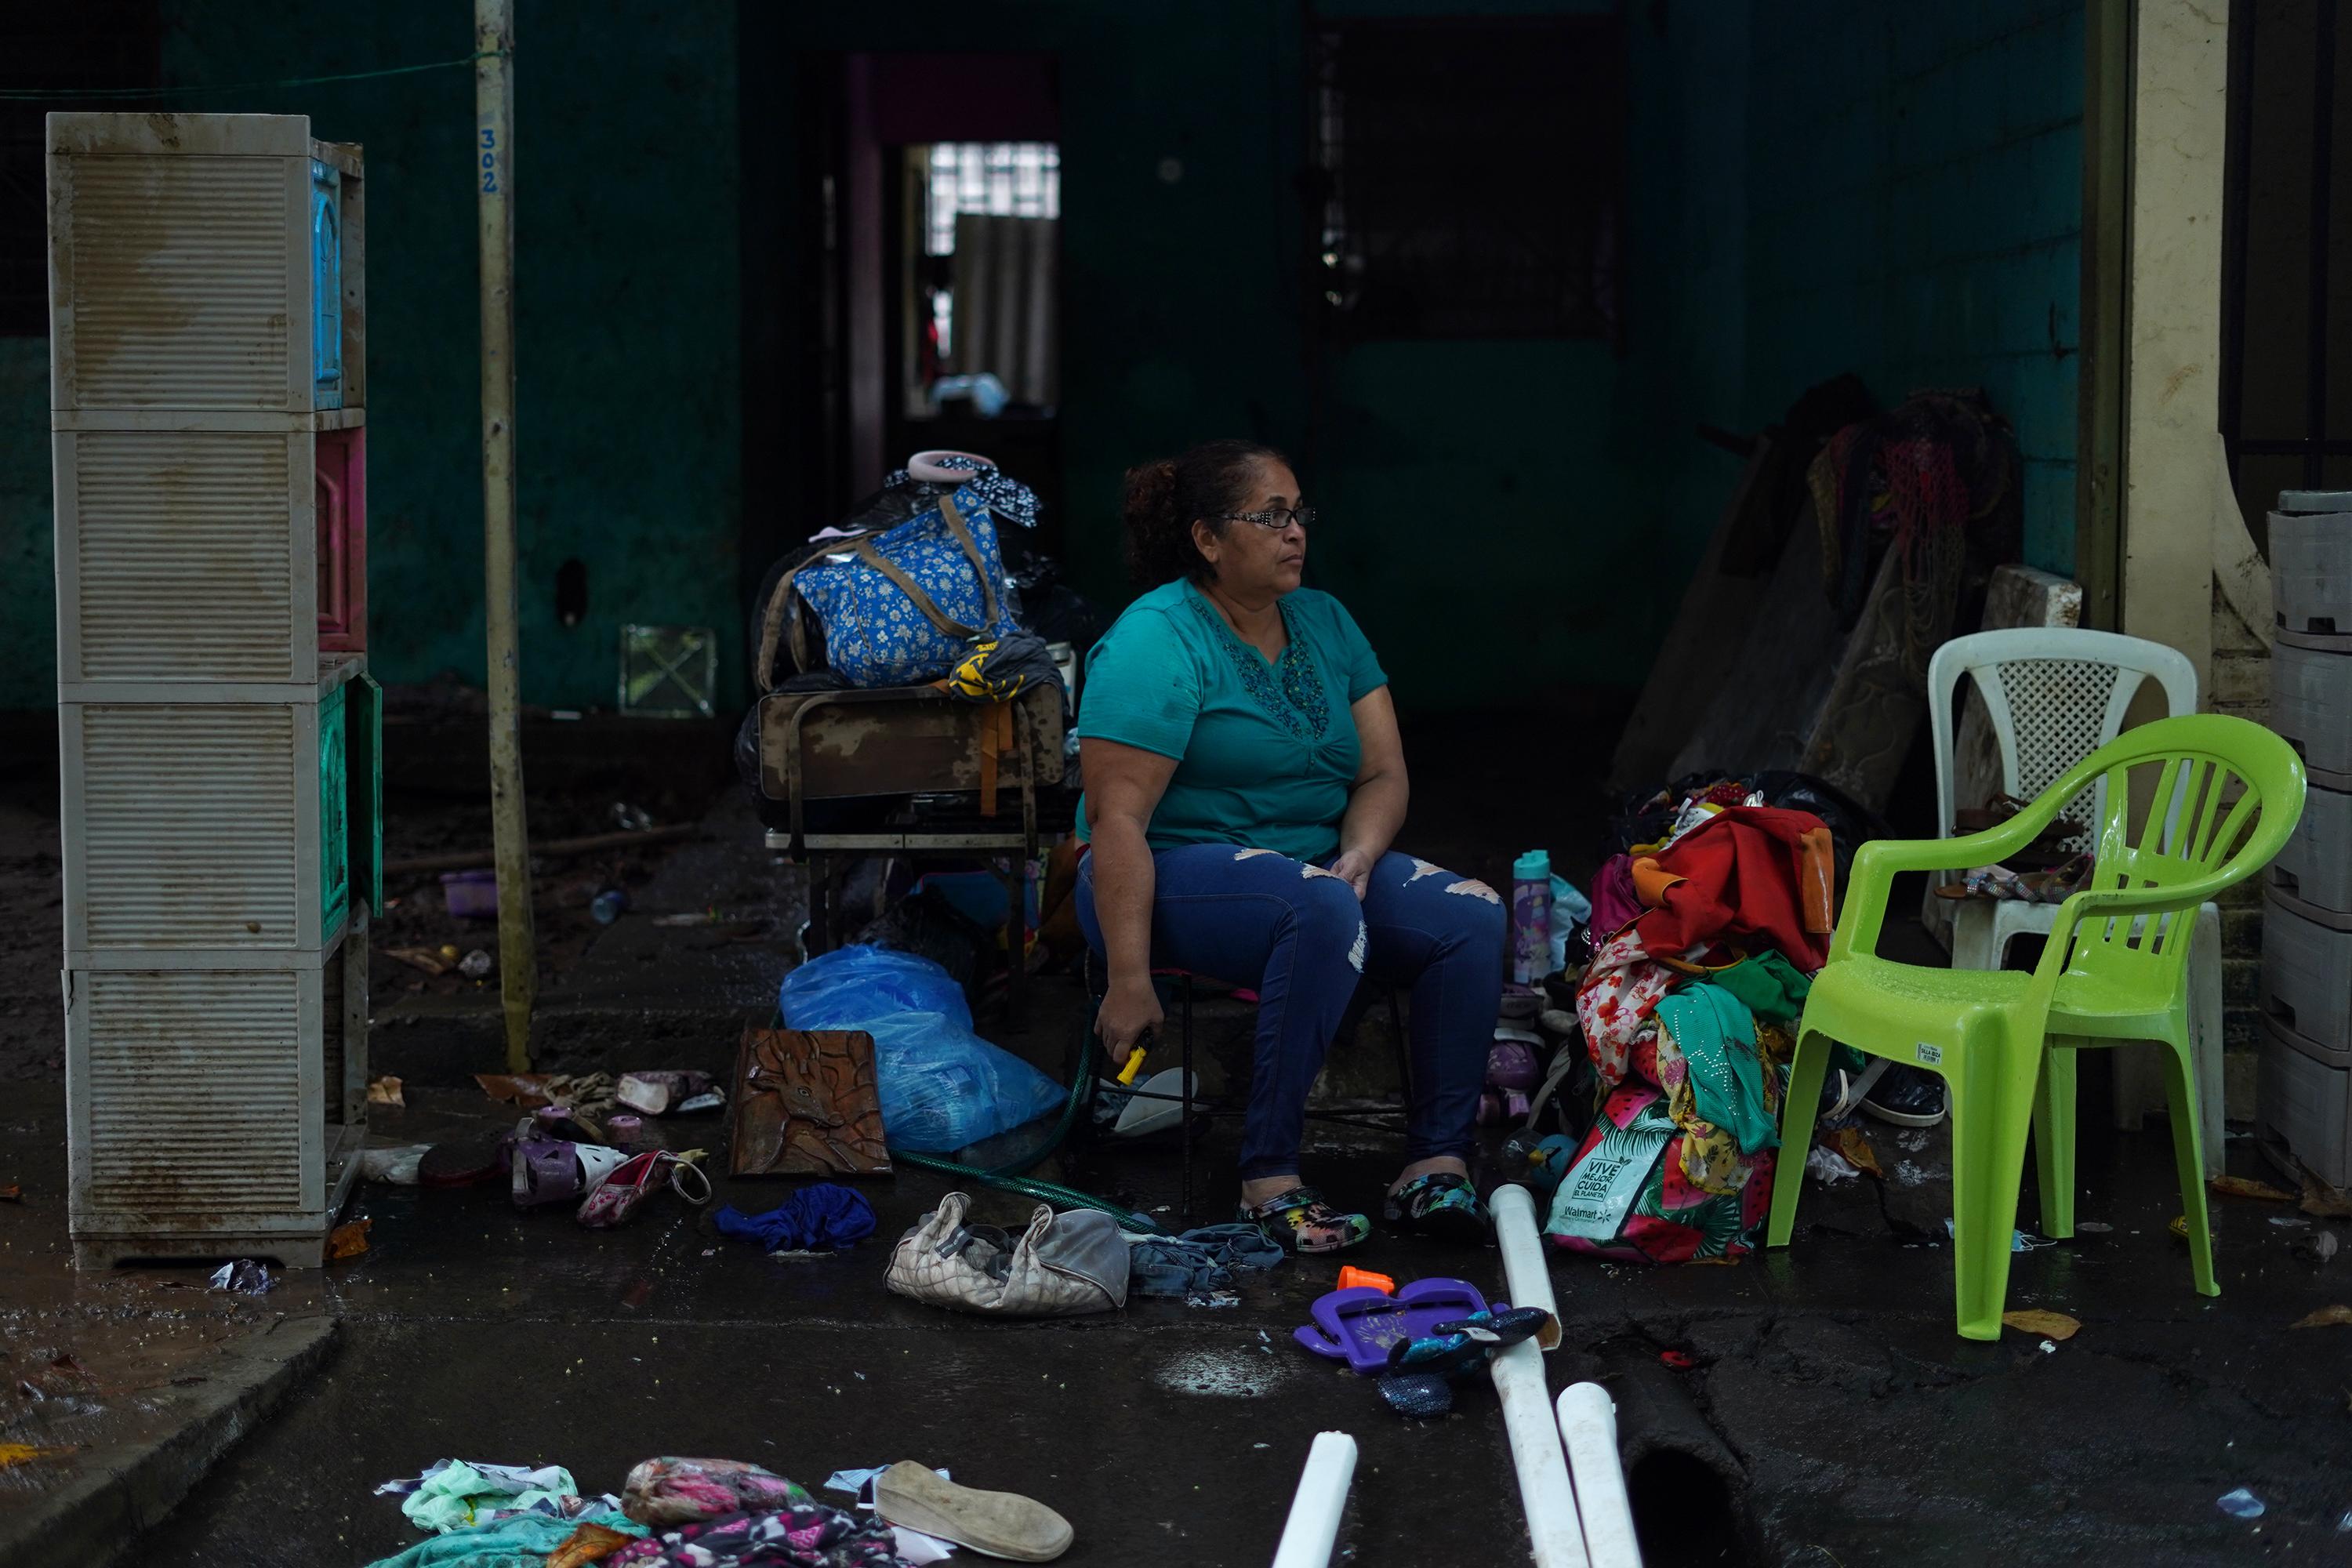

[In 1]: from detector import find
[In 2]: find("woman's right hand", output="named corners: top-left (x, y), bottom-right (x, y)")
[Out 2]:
top-left (1094, 974), bottom-right (1165, 1072)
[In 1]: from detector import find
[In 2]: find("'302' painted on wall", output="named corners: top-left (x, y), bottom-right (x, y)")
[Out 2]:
top-left (479, 128), bottom-right (500, 195)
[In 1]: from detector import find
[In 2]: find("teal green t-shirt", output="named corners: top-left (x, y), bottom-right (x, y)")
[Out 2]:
top-left (1075, 579), bottom-right (1388, 862)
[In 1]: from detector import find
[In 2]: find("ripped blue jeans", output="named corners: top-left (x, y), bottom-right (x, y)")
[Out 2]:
top-left (1076, 845), bottom-right (1506, 1182)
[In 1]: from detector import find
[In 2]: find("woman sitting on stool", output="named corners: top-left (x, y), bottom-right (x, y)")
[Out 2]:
top-left (1075, 440), bottom-right (1505, 1254)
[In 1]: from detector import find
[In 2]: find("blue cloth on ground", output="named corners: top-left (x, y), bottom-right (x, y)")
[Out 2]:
top-left (713, 1184), bottom-right (877, 1252)
top-left (1127, 1223), bottom-right (1286, 1298)
top-left (361, 1510), bottom-right (644, 1568)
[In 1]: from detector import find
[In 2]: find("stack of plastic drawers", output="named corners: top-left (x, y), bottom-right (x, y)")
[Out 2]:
top-left (2261, 488), bottom-right (2352, 1187)
top-left (48, 114), bottom-right (382, 1267)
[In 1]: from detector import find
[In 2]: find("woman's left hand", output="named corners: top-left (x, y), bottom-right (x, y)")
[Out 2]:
top-left (1328, 848), bottom-right (1375, 900)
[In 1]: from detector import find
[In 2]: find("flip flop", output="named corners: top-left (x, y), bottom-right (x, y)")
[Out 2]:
top-left (1292, 1277), bottom-right (1492, 1374)
top-left (874, 1462), bottom-right (1073, 1563)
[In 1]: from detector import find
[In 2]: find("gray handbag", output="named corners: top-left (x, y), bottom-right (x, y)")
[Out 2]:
top-left (885, 1191), bottom-right (1127, 1316)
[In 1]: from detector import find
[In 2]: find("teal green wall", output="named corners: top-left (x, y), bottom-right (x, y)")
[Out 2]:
top-left (0, 339), bottom-right (48, 697)
top-left (0, 0), bottom-right (742, 713)
top-left (1755, 0), bottom-right (2085, 573)
top-left (0, 0), bottom-right (2084, 713)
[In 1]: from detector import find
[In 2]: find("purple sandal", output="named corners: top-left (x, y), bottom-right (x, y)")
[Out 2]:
top-left (1293, 1277), bottom-right (1494, 1370)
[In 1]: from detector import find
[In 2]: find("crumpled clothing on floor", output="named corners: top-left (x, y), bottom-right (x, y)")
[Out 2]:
top-left (712, 1185), bottom-right (877, 1254)
top-left (622, 1457), bottom-right (812, 1526)
top-left (374, 1459), bottom-right (612, 1535)
top-left (1127, 1222), bottom-right (1286, 1299)
top-left (361, 1508), bottom-right (646, 1568)
top-left (608, 1505), bottom-right (909, 1567)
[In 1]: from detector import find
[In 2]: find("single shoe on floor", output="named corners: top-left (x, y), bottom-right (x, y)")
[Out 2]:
top-left (874, 1463), bottom-right (1073, 1562)
top-left (1861, 1063), bottom-right (1949, 1127)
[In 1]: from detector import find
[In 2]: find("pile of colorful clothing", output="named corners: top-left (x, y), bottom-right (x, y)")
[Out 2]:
top-left (1544, 803), bottom-right (1838, 1264)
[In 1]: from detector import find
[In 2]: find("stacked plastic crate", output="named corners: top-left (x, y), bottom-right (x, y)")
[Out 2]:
top-left (49, 114), bottom-right (381, 1267)
top-left (2260, 488), bottom-right (2352, 1188)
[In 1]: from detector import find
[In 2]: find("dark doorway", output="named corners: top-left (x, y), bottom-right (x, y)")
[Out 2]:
top-left (2220, 0), bottom-right (2352, 546)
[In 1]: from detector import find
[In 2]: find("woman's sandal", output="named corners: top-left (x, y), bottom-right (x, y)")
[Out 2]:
top-left (1383, 1172), bottom-right (1490, 1243)
top-left (1241, 1185), bottom-right (1373, 1254)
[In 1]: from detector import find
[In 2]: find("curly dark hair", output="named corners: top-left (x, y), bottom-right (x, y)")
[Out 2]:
top-left (1121, 439), bottom-right (1291, 586)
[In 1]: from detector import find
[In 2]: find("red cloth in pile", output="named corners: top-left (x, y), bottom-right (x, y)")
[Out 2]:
top-left (1632, 807), bottom-right (1835, 973)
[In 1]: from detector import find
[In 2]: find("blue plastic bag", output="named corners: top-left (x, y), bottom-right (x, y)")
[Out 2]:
top-left (778, 946), bottom-right (1062, 1152)
top-left (780, 945), bottom-right (972, 1030)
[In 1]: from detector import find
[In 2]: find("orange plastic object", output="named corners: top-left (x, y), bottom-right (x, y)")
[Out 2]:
top-left (1338, 1266), bottom-right (1396, 1294)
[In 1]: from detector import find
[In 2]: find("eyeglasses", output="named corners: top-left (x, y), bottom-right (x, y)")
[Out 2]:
top-left (1219, 506), bottom-right (1317, 531)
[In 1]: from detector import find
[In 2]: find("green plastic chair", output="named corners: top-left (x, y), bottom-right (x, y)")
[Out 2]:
top-left (1765, 713), bottom-right (2307, 1339)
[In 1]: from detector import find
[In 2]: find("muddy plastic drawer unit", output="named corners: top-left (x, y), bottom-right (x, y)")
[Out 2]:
top-left (48, 113), bottom-right (379, 1269)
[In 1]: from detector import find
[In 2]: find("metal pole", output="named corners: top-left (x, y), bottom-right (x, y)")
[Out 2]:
top-left (476, 0), bottom-right (534, 1070)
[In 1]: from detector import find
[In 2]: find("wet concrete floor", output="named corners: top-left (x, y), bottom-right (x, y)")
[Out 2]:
top-left (6, 1043), bottom-right (2349, 1567)
top-left (5, 767), bottom-right (2351, 1564)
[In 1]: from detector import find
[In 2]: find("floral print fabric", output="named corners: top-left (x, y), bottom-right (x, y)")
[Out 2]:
top-left (607, 1505), bottom-right (906, 1568)
top-left (796, 482), bottom-right (1019, 688)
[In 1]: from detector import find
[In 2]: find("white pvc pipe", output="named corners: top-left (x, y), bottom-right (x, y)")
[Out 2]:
top-left (1557, 1383), bottom-right (1644, 1568)
top-left (1491, 1183), bottom-right (1563, 1347)
top-left (1490, 1184), bottom-right (1589, 1568)
top-left (1269, 1431), bottom-right (1357, 1568)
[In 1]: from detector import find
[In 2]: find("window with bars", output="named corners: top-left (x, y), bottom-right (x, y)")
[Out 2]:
top-left (926, 143), bottom-right (1059, 258)
top-left (0, 3), bottom-right (162, 336)
top-left (1308, 17), bottom-right (1623, 342)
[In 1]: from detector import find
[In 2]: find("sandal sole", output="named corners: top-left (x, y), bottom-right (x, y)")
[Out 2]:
top-left (875, 1462), bottom-right (1073, 1562)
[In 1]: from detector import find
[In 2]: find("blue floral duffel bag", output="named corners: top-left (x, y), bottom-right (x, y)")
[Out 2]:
top-left (778, 486), bottom-right (1019, 689)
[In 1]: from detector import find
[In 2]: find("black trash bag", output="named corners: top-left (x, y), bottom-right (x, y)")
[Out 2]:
top-left (1002, 545), bottom-right (1103, 654)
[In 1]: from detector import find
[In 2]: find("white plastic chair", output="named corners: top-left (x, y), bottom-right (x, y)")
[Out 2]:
top-left (1927, 627), bottom-right (2226, 1172)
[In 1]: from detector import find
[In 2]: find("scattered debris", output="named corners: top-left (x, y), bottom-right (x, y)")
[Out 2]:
top-left (208, 1259), bottom-right (274, 1296)
top-left (1660, 1350), bottom-right (1697, 1370)
top-left (593, 887), bottom-right (630, 925)
top-left (1831, 1127), bottom-right (1882, 1180)
top-left (2077, 1221), bottom-right (2113, 1233)
top-left (2307, 1232), bottom-right (2342, 1265)
top-left (357, 1145), bottom-right (431, 1185)
top-left (617, 1071), bottom-right (721, 1117)
top-left (367, 1075), bottom-right (405, 1109)
top-left (0, 1184), bottom-right (20, 1202)
top-left (2210, 1174), bottom-right (2296, 1203)
top-left (2271, 1216), bottom-right (2311, 1229)
top-left (2301, 1167), bottom-right (2352, 1220)
top-left (327, 1218), bottom-right (372, 1261)
top-left (1806, 1145), bottom-right (1861, 1185)
top-left (440, 869), bottom-right (499, 920)
top-left (2216, 1487), bottom-right (2266, 1520)
top-left (546, 1520), bottom-right (637, 1568)
top-left (1946, 1219), bottom-right (2052, 1253)
top-left (0, 1443), bottom-right (68, 1470)
top-left (652, 909), bottom-right (719, 927)
top-left (459, 948), bottom-right (494, 979)
top-left (477, 1072), bottom-right (619, 1115)
top-left (2001, 1309), bottom-right (2080, 1341)
top-left (387, 946), bottom-right (452, 977)
top-left (2290, 1305), bottom-right (2352, 1329)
